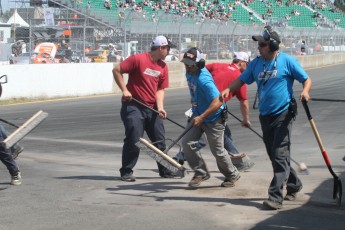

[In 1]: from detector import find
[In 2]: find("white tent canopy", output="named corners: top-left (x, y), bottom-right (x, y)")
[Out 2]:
top-left (7, 9), bottom-right (29, 27)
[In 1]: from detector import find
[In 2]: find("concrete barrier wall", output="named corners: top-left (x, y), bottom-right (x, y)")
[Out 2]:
top-left (1, 63), bottom-right (115, 100)
top-left (1, 52), bottom-right (345, 100)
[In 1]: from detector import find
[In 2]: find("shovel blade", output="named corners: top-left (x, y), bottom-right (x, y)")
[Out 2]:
top-left (333, 177), bottom-right (342, 207)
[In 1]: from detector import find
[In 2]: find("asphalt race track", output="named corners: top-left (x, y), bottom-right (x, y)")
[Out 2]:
top-left (0, 63), bottom-right (344, 230)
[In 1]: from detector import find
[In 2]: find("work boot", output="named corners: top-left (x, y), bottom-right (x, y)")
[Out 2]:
top-left (188, 174), bottom-right (210, 188)
top-left (221, 174), bottom-right (241, 187)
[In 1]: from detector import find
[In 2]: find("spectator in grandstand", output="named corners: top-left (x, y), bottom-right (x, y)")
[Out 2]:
top-left (0, 83), bottom-right (23, 185)
top-left (180, 47), bottom-right (240, 188)
top-left (221, 25), bottom-right (312, 210)
top-left (112, 35), bottom-right (177, 182)
top-left (104, 0), bottom-right (112, 10)
top-left (87, 0), bottom-right (91, 11)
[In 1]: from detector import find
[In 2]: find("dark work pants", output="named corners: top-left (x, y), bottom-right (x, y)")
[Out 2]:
top-left (0, 125), bottom-right (19, 176)
top-left (120, 103), bottom-right (166, 176)
top-left (259, 109), bottom-right (302, 203)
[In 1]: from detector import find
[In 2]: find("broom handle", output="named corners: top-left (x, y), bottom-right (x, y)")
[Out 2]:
top-left (227, 110), bottom-right (263, 139)
top-left (165, 125), bottom-right (193, 153)
top-left (227, 110), bottom-right (303, 168)
top-left (301, 100), bottom-right (338, 178)
top-left (131, 98), bottom-right (185, 129)
top-left (311, 98), bottom-right (345, 103)
top-left (0, 118), bottom-right (20, 128)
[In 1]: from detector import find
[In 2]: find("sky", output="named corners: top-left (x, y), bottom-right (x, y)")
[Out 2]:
top-left (2, 1), bottom-right (14, 12)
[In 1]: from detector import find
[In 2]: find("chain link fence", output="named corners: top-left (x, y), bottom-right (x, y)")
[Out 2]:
top-left (4, 4), bottom-right (345, 64)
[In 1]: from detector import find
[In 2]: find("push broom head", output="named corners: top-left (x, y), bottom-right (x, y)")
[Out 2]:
top-left (136, 138), bottom-right (185, 178)
top-left (2, 110), bottom-right (49, 149)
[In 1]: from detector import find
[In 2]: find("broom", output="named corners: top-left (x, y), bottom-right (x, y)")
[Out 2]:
top-left (136, 126), bottom-right (192, 178)
top-left (1, 110), bottom-right (49, 149)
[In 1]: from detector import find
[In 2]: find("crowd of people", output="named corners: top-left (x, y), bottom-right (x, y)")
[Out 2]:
top-left (113, 0), bottom-right (342, 25)
top-left (112, 24), bottom-right (312, 210)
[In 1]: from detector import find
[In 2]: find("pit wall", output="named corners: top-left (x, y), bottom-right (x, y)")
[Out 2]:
top-left (1, 52), bottom-right (345, 100)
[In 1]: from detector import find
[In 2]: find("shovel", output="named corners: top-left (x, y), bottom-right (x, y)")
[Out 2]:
top-left (302, 99), bottom-right (342, 207)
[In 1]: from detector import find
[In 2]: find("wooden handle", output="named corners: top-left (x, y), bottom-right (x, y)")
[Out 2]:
top-left (139, 138), bottom-right (183, 169)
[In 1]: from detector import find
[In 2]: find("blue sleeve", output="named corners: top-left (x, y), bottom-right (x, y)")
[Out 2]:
top-left (240, 57), bottom-right (259, 85)
top-left (199, 69), bottom-right (220, 102)
top-left (287, 55), bottom-right (309, 83)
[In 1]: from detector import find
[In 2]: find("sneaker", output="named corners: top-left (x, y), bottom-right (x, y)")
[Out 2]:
top-left (263, 199), bottom-right (283, 210)
top-left (188, 174), bottom-right (210, 188)
top-left (11, 172), bottom-right (22, 185)
top-left (284, 186), bottom-right (303, 201)
top-left (235, 161), bottom-right (255, 172)
top-left (120, 174), bottom-right (136, 182)
top-left (221, 174), bottom-right (241, 187)
top-left (12, 145), bottom-right (24, 160)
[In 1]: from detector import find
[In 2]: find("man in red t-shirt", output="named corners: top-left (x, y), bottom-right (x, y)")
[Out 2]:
top-left (112, 35), bottom-right (176, 182)
top-left (206, 52), bottom-right (254, 171)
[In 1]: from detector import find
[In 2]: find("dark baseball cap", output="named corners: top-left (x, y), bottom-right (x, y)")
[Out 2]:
top-left (181, 47), bottom-right (203, 66)
top-left (252, 30), bottom-right (281, 44)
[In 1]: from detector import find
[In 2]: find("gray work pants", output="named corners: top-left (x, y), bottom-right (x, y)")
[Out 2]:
top-left (181, 117), bottom-right (239, 180)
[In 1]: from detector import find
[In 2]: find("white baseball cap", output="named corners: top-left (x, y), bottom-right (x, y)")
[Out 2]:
top-left (233, 52), bottom-right (250, 62)
top-left (151, 35), bottom-right (176, 48)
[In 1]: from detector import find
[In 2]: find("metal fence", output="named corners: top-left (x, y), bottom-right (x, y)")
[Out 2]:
top-left (7, 4), bottom-right (345, 63)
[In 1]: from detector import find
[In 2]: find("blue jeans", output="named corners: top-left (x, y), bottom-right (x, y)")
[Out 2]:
top-left (0, 125), bottom-right (19, 176)
top-left (260, 109), bottom-right (302, 203)
top-left (224, 123), bottom-right (240, 154)
top-left (120, 103), bottom-right (166, 176)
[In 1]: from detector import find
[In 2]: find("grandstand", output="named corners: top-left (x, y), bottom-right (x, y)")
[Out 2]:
top-left (3, 0), bottom-right (345, 60)
top-left (49, 0), bottom-right (345, 29)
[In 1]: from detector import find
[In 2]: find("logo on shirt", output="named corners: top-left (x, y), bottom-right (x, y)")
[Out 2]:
top-left (143, 68), bottom-right (161, 78)
top-left (227, 66), bottom-right (236, 71)
top-left (258, 70), bottom-right (278, 81)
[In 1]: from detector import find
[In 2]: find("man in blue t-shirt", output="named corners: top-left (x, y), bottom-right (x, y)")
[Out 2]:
top-left (222, 26), bottom-right (312, 210)
top-left (181, 47), bottom-right (240, 189)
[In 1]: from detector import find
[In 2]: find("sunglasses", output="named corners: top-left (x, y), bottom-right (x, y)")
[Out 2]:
top-left (259, 43), bottom-right (268, 48)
